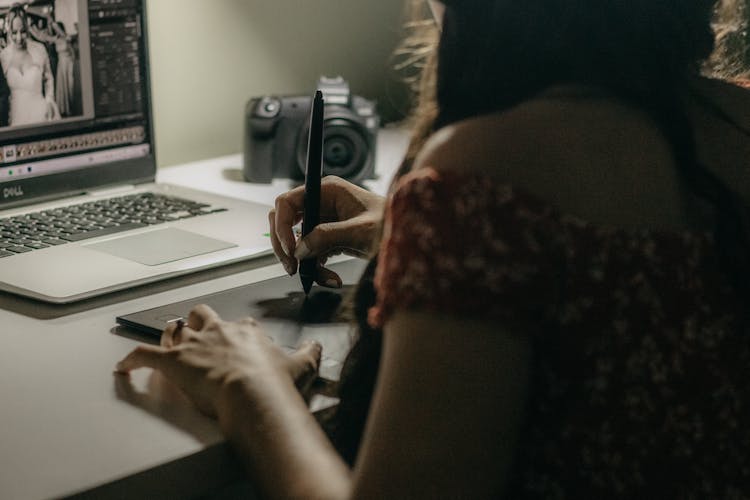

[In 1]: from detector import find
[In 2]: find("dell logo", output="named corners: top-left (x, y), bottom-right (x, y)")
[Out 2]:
top-left (3, 186), bottom-right (24, 199)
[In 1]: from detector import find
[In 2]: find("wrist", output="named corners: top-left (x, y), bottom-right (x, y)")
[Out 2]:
top-left (216, 367), bottom-right (295, 435)
top-left (216, 373), bottom-right (252, 435)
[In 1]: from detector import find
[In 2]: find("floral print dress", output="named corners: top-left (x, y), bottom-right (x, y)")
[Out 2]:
top-left (368, 167), bottom-right (749, 498)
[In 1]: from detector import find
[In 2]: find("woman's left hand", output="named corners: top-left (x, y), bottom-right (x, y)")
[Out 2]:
top-left (115, 304), bottom-right (322, 418)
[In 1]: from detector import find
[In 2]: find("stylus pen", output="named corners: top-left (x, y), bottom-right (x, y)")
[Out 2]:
top-left (300, 90), bottom-right (324, 295)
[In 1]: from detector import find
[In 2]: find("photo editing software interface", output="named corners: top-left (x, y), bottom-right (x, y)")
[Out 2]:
top-left (0, 0), bottom-right (150, 185)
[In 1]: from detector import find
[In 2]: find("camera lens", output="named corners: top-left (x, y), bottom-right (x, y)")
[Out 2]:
top-left (324, 136), bottom-right (354, 168)
top-left (296, 115), bottom-right (371, 182)
top-left (320, 121), bottom-right (368, 179)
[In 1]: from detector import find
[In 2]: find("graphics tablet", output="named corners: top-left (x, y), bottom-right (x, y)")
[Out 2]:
top-left (116, 259), bottom-right (368, 379)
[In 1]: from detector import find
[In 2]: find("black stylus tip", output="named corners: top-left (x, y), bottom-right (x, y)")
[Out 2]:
top-left (302, 279), bottom-right (313, 295)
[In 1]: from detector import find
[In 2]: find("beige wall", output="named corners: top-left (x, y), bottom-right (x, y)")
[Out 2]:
top-left (146, 0), bottom-right (408, 167)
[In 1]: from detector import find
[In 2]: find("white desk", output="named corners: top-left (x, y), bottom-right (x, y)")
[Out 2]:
top-left (0, 128), bottom-right (409, 499)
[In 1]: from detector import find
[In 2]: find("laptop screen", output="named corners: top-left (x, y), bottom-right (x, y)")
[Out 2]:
top-left (0, 0), bottom-right (154, 209)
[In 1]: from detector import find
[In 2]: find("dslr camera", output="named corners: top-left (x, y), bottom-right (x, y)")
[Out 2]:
top-left (243, 76), bottom-right (379, 184)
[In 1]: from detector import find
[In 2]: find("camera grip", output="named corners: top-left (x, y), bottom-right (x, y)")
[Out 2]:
top-left (243, 136), bottom-right (275, 183)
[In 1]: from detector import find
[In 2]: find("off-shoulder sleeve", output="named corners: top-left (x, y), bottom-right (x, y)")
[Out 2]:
top-left (368, 168), bottom-right (560, 329)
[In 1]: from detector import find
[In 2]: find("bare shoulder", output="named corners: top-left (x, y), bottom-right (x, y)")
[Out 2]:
top-left (413, 87), bottom-right (670, 185)
top-left (410, 87), bottom-right (690, 229)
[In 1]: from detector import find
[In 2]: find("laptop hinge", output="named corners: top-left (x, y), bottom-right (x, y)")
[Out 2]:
top-left (86, 184), bottom-right (138, 197)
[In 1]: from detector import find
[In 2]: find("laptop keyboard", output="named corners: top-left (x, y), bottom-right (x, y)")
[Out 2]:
top-left (0, 192), bottom-right (227, 258)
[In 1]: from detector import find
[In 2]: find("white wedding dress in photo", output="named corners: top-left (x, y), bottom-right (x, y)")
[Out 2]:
top-left (7, 64), bottom-right (49, 125)
top-left (1, 41), bottom-right (59, 126)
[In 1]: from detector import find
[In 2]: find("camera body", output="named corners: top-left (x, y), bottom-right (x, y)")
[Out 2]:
top-left (244, 77), bottom-right (379, 184)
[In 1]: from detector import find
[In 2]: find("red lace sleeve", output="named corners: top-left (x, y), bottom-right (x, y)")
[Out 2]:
top-left (367, 168), bottom-right (560, 329)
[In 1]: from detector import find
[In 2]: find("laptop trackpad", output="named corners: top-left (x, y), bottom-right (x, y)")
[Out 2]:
top-left (85, 228), bottom-right (237, 266)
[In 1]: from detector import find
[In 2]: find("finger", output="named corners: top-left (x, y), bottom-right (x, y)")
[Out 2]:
top-left (160, 319), bottom-right (184, 348)
top-left (289, 340), bottom-right (322, 386)
top-left (277, 178), bottom-right (362, 261)
top-left (317, 176), bottom-right (359, 218)
top-left (115, 344), bottom-right (168, 373)
top-left (319, 176), bottom-right (359, 214)
top-left (172, 321), bottom-right (197, 345)
top-left (238, 316), bottom-right (260, 328)
top-left (274, 188), bottom-right (305, 258)
top-left (315, 265), bottom-right (342, 289)
top-left (268, 210), bottom-right (297, 275)
top-left (187, 304), bottom-right (221, 331)
top-left (113, 369), bottom-right (139, 401)
top-left (293, 217), bottom-right (367, 261)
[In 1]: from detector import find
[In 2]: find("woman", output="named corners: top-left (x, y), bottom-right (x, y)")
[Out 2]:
top-left (118, 0), bottom-right (750, 497)
top-left (50, 20), bottom-right (74, 117)
top-left (0, 6), bottom-right (59, 126)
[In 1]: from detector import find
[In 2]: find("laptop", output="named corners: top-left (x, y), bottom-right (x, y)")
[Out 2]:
top-left (0, 0), bottom-right (272, 303)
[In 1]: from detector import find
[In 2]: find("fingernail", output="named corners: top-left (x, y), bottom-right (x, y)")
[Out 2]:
top-left (294, 240), bottom-right (310, 260)
top-left (324, 278), bottom-right (341, 288)
top-left (283, 262), bottom-right (294, 276)
top-left (115, 362), bottom-right (125, 372)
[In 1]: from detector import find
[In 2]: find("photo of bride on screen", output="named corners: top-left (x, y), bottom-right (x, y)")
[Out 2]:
top-left (0, 0), bottom-right (82, 128)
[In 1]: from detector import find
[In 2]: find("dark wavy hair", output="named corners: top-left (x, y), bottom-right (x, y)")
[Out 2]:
top-left (322, 0), bottom-right (750, 464)
top-left (435, 0), bottom-right (715, 125)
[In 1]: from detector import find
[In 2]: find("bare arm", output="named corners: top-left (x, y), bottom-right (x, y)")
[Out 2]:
top-left (351, 311), bottom-right (531, 498)
top-left (50, 22), bottom-right (66, 38)
top-left (218, 362), bottom-right (352, 499)
top-left (117, 306), bottom-right (353, 500)
top-left (216, 310), bottom-right (530, 498)
top-left (28, 24), bottom-right (55, 43)
top-left (27, 41), bottom-right (55, 102)
top-left (118, 305), bottom-right (530, 499)
top-left (27, 42), bottom-right (58, 119)
top-left (0, 49), bottom-right (9, 76)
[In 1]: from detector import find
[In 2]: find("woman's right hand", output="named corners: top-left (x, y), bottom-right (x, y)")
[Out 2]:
top-left (269, 175), bottom-right (385, 287)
